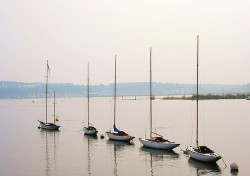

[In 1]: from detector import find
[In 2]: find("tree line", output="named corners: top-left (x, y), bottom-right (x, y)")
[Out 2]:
top-left (163, 93), bottom-right (249, 100)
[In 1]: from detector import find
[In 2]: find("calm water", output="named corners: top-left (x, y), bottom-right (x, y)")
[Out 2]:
top-left (0, 97), bottom-right (249, 176)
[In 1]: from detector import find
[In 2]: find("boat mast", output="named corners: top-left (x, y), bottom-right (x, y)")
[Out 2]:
top-left (54, 91), bottom-right (56, 124)
top-left (87, 62), bottom-right (90, 127)
top-left (46, 60), bottom-right (49, 123)
top-left (150, 47), bottom-right (152, 138)
top-left (196, 35), bottom-right (199, 147)
top-left (114, 55), bottom-right (117, 127)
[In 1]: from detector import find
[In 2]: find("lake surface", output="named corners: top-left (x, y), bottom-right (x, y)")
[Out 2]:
top-left (0, 97), bottom-right (249, 176)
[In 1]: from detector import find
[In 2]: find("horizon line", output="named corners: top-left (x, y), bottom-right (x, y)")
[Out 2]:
top-left (0, 80), bottom-right (249, 86)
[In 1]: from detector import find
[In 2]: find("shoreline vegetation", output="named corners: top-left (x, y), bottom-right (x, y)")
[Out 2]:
top-left (163, 93), bottom-right (249, 100)
top-left (0, 81), bottom-right (249, 99)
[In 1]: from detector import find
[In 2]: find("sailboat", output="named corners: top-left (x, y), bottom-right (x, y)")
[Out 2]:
top-left (187, 35), bottom-right (222, 163)
top-left (83, 63), bottom-right (98, 135)
top-left (139, 47), bottom-right (180, 150)
top-left (38, 61), bottom-right (60, 130)
top-left (106, 55), bottom-right (135, 141)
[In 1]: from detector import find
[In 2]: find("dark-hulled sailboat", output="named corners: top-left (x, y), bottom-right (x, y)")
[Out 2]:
top-left (38, 61), bottom-right (60, 130)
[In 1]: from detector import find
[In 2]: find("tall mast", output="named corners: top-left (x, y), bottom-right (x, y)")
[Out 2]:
top-left (87, 62), bottom-right (90, 127)
top-left (150, 47), bottom-right (152, 138)
top-left (46, 60), bottom-right (49, 123)
top-left (196, 35), bottom-right (199, 147)
top-left (54, 91), bottom-right (56, 124)
top-left (114, 55), bottom-right (117, 126)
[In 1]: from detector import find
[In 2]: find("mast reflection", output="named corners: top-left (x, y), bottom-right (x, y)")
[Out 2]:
top-left (106, 140), bottom-right (134, 176)
top-left (84, 135), bottom-right (98, 176)
top-left (40, 130), bottom-right (59, 176)
top-left (140, 146), bottom-right (180, 176)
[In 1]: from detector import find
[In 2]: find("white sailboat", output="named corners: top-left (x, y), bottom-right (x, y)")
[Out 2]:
top-left (38, 61), bottom-right (60, 130)
top-left (139, 47), bottom-right (180, 150)
top-left (187, 35), bottom-right (222, 163)
top-left (106, 56), bottom-right (135, 142)
top-left (83, 63), bottom-right (98, 135)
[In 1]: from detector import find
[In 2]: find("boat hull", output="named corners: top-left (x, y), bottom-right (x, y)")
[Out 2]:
top-left (187, 146), bottom-right (221, 163)
top-left (84, 128), bottom-right (98, 135)
top-left (106, 132), bottom-right (134, 141)
top-left (38, 121), bottom-right (60, 130)
top-left (139, 138), bottom-right (180, 150)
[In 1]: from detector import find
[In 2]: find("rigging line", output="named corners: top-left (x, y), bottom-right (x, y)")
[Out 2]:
top-left (124, 105), bottom-right (129, 131)
top-left (198, 61), bottom-right (208, 146)
top-left (201, 100), bottom-right (207, 146)
top-left (76, 129), bottom-right (83, 132)
top-left (221, 157), bottom-right (227, 168)
top-left (190, 101), bottom-right (195, 145)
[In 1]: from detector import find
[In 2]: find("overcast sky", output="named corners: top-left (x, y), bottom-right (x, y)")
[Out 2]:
top-left (1, 0), bottom-right (250, 85)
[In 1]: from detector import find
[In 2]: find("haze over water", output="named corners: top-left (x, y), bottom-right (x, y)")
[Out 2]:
top-left (0, 97), bottom-right (249, 175)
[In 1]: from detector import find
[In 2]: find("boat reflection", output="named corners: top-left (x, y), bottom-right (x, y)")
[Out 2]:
top-left (140, 146), bottom-right (180, 160)
top-left (106, 140), bottom-right (134, 176)
top-left (39, 130), bottom-right (59, 176)
top-left (106, 139), bottom-right (134, 148)
top-left (84, 134), bottom-right (98, 140)
top-left (230, 169), bottom-right (239, 176)
top-left (139, 147), bottom-right (180, 176)
top-left (188, 158), bottom-right (221, 175)
top-left (84, 134), bottom-right (98, 176)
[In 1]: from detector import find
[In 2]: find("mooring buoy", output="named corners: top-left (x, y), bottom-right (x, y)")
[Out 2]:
top-left (230, 162), bottom-right (239, 170)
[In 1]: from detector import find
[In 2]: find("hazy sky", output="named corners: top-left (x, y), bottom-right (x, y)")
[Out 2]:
top-left (1, 0), bottom-right (250, 85)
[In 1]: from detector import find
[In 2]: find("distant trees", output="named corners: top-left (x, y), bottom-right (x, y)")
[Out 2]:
top-left (163, 93), bottom-right (248, 100)
top-left (189, 93), bottom-right (247, 100)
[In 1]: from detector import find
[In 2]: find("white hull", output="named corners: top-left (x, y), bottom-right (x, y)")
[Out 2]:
top-left (139, 138), bottom-right (180, 150)
top-left (187, 146), bottom-right (221, 163)
top-left (38, 121), bottom-right (60, 130)
top-left (84, 128), bottom-right (98, 135)
top-left (106, 132), bottom-right (134, 141)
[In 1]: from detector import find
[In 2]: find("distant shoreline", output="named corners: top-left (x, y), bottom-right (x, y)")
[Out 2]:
top-left (0, 81), bottom-right (249, 99)
top-left (163, 93), bottom-right (249, 100)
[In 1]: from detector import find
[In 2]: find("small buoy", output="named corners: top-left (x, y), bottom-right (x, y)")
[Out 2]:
top-left (181, 149), bottom-right (189, 154)
top-left (230, 162), bottom-right (239, 170)
top-left (130, 141), bottom-right (135, 145)
top-left (100, 134), bottom-right (104, 139)
top-left (56, 118), bottom-right (59, 121)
